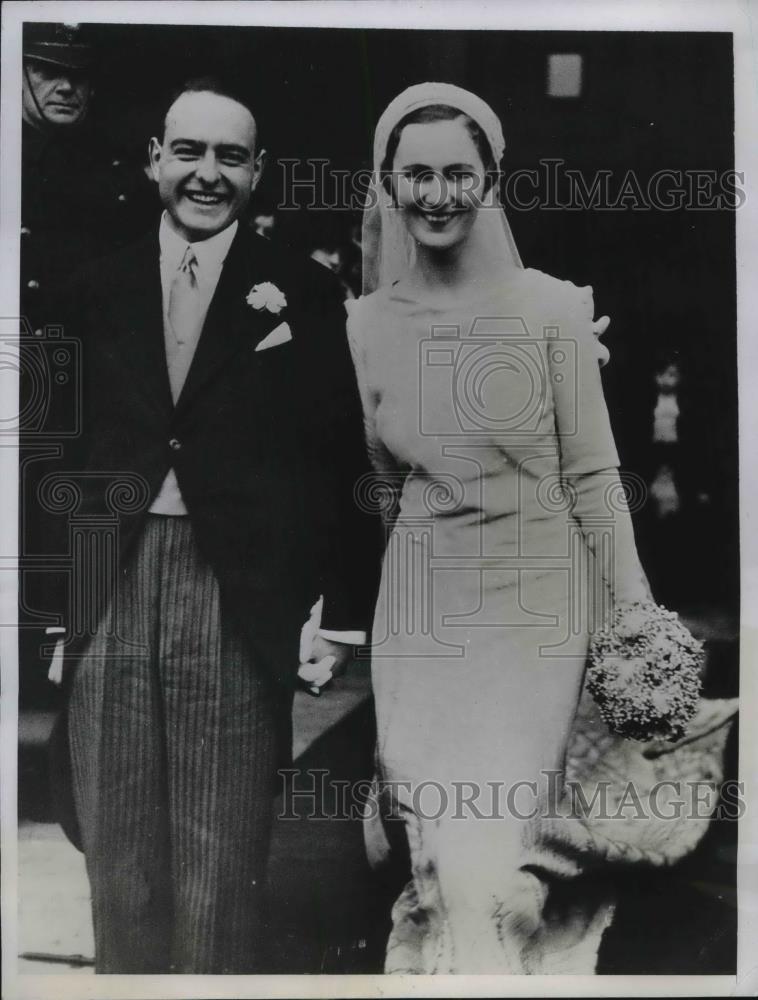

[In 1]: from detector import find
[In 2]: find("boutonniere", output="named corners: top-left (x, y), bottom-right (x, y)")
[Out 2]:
top-left (246, 281), bottom-right (287, 315)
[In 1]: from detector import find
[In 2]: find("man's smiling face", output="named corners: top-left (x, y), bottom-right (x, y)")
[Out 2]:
top-left (150, 90), bottom-right (264, 242)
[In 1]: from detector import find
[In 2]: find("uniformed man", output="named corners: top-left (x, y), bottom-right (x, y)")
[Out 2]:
top-left (19, 23), bottom-right (155, 707)
top-left (21, 22), bottom-right (156, 329)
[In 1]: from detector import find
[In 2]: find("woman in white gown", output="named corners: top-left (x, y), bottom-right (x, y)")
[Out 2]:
top-left (346, 82), bottom-right (736, 975)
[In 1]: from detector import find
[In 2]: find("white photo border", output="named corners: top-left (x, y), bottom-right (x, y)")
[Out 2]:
top-left (1, 1), bottom-right (754, 997)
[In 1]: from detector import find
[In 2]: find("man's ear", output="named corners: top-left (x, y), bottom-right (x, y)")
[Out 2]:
top-left (251, 148), bottom-right (266, 193)
top-left (148, 137), bottom-right (162, 183)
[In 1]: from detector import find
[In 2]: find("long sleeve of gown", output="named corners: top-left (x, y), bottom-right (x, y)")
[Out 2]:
top-left (345, 298), bottom-right (404, 530)
top-left (548, 281), bottom-right (651, 607)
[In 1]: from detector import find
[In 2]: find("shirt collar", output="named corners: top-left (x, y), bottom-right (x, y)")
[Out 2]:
top-left (158, 212), bottom-right (238, 277)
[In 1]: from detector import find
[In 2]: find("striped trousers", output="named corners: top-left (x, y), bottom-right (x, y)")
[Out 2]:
top-left (69, 515), bottom-right (291, 973)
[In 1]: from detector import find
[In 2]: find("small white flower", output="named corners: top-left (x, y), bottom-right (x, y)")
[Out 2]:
top-left (246, 282), bottom-right (287, 314)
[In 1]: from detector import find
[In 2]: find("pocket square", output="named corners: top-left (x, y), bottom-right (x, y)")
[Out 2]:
top-left (255, 321), bottom-right (292, 352)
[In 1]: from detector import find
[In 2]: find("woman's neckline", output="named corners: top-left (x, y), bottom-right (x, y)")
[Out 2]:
top-left (384, 268), bottom-right (531, 311)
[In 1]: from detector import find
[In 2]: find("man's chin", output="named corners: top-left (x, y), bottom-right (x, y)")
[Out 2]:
top-left (46, 108), bottom-right (84, 126)
top-left (173, 208), bottom-right (235, 242)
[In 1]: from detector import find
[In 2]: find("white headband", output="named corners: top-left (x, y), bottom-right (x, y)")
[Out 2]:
top-left (373, 82), bottom-right (506, 173)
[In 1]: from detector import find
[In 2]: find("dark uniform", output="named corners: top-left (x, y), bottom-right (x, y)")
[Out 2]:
top-left (19, 25), bottom-right (156, 706)
top-left (20, 22), bottom-right (157, 330)
top-left (21, 121), bottom-right (156, 331)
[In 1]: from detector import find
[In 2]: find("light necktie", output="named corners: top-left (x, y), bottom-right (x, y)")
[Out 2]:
top-left (168, 246), bottom-right (202, 346)
top-left (166, 246), bottom-right (204, 403)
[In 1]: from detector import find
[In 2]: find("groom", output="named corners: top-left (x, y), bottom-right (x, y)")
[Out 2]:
top-left (44, 77), bottom-right (380, 973)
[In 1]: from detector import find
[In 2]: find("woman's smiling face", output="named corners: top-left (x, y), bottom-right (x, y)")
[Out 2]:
top-left (391, 117), bottom-right (490, 252)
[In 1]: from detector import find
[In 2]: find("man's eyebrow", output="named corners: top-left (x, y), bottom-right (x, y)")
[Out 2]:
top-left (169, 138), bottom-right (205, 150)
top-left (168, 140), bottom-right (251, 158)
top-left (214, 143), bottom-right (252, 158)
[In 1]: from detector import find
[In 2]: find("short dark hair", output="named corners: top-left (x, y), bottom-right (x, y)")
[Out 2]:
top-left (163, 75), bottom-right (259, 140)
top-left (380, 103), bottom-right (498, 193)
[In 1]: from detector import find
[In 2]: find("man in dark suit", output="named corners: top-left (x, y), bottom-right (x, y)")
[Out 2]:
top-left (44, 77), bottom-right (380, 973)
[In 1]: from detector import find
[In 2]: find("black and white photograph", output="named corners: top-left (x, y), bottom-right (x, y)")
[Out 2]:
top-left (1, 1), bottom-right (755, 996)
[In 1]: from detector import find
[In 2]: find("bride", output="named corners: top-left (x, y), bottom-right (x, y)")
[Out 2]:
top-left (346, 82), bottom-right (735, 974)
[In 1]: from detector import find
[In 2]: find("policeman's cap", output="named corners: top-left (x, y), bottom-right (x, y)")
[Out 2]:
top-left (23, 23), bottom-right (93, 72)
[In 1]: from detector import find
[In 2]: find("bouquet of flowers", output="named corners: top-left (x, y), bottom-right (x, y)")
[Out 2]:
top-left (587, 601), bottom-right (704, 742)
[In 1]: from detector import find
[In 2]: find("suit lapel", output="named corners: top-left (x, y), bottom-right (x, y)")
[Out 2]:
top-left (108, 231), bottom-right (174, 418)
top-left (173, 228), bottom-right (275, 417)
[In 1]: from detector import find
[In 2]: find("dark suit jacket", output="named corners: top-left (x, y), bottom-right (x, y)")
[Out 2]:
top-left (44, 223), bottom-right (382, 683)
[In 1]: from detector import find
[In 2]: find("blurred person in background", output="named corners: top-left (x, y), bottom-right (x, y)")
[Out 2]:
top-left (252, 209), bottom-right (277, 238)
top-left (649, 358), bottom-right (685, 519)
top-left (310, 241), bottom-right (357, 299)
top-left (638, 354), bottom-right (712, 605)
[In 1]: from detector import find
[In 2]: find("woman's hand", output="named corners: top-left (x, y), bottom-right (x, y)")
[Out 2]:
top-left (592, 314), bottom-right (611, 367)
top-left (298, 633), bottom-right (355, 695)
top-left (306, 634), bottom-right (353, 679)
